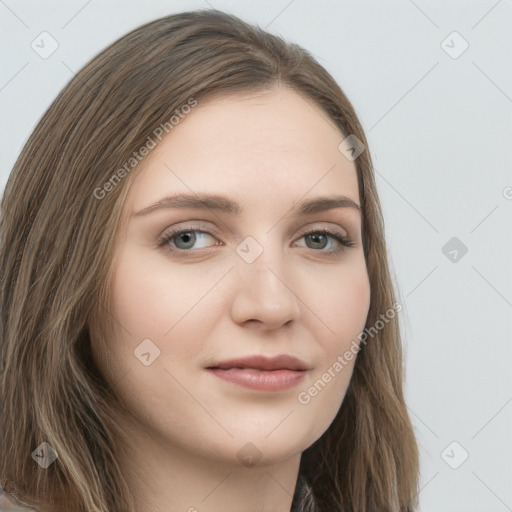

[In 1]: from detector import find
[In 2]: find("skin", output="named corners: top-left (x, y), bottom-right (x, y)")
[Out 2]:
top-left (92, 87), bottom-right (371, 512)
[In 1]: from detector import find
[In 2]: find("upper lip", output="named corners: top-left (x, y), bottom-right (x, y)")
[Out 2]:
top-left (206, 354), bottom-right (309, 371)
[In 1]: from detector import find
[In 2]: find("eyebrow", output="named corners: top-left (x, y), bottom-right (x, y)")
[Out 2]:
top-left (132, 193), bottom-right (361, 217)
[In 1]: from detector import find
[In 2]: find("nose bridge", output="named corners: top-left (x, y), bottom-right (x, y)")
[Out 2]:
top-left (235, 229), bottom-right (286, 285)
top-left (231, 231), bottom-right (300, 326)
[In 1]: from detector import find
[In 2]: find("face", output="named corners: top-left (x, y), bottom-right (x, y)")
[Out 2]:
top-left (92, 87), bottom-right (370, 467)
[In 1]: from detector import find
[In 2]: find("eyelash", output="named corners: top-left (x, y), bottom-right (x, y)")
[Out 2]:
top-left (156, 227), bottom-right (355, 256)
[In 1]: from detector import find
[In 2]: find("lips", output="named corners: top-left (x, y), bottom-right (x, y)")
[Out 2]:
top-left (205, 354), bottom-right (309, 392)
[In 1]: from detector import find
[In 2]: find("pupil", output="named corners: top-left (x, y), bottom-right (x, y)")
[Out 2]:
top-left (308, 233), bottom-right (326, 249)
top-left (176, 232), bottom-right (195, 249)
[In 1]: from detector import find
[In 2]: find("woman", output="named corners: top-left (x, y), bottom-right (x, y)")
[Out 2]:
top-left (0, 9), bottom-right (419, 512)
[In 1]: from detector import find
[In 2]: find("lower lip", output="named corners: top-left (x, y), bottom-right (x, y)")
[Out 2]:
top-left (206, 368), bottom-right (306, 391)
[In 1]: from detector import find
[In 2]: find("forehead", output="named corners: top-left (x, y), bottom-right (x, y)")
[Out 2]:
top-left (125, 87), bottom-right (360, 216)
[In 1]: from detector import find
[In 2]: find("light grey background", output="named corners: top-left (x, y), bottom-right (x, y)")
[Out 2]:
top-left (1, 1), bottom-right (511, 511)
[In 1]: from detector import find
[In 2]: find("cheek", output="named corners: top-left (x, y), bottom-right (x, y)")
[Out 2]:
top-left (97, 248), bottom-right (220, 428)
top-left (109, 245), bottom-right (220, 340)
top-left (104, 246), bottom-right (231, 387)
top-left (311, 256), bottom-right (371, 349)
top-left (298, 258), bottom-right (370, 422)
top-left (110, 248), bottom-right (174, 336)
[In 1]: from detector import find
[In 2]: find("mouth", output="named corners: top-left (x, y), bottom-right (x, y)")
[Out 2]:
top-left (205, 354), bottom-right (309, 392)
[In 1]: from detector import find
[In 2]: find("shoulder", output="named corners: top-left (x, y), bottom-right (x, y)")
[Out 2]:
top-left (0, 485), bottom-right (38, 512)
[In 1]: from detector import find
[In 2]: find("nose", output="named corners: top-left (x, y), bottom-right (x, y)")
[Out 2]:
top-left (230, 243), bottom-right (301, 330)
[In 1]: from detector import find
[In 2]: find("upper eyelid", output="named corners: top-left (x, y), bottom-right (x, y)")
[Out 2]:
top-left (147, 204), bottom-right (362, 235)
top-left (160, 223), bottom-right (351, 241)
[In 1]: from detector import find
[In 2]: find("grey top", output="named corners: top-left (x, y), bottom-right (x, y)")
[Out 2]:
top-left (0, 485), bottom-right (37, 511)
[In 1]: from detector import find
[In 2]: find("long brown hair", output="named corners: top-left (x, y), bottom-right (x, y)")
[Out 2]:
top-left (0, 9), bottom-right (419, 511)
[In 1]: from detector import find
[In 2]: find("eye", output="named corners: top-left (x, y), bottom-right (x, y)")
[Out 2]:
top-left (157, 229), bottom-right (219, 251)
top-left (295, 228), bottom-right (355, 253)
top-left (156, 226), bottom-right (355, 255)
